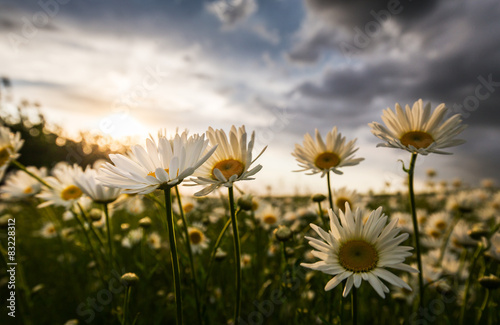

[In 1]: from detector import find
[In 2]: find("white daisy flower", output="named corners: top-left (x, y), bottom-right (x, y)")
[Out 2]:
top-left (38, 222), bottom-right (57, 239)
top-left (189, 125), bottom-right (266, 196)
top-left (369, 99), bottom-right (466, 155)
top-left (187, 224), bottom-right (210, 254)
top-left (486, 233), bottom-right (500, 261)
top-left (256, 204), bottom-right (282, 230)
top-left (301, 205), bottom-right (418, 298)
top-left (147, 232), bottom-right (162, 250)
top-left (98, 130), bottom-right (217, 194)
top-left (0, 126), bottom-right (24, 181)
top-left (74, 166), bottom-right (122, 204)
top-left (0, 166), bottom-right (47, 200)
top-left (37, 163), bottom-right (85, 209)
top-left (292, 127), bottom-right (364, 177)
top-left (332, 187), bottom-right (362, 213)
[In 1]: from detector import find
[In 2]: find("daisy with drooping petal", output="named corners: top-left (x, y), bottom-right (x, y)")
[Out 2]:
top-left (0, 126), bottom-right (24, 181)
top-left (301, 204), bottom-right (418, 299)
top-left (189, 125), bottom-right (266, 196)
top-left (37, 163), bottom-right (85, 209)
top-left (98, 130), bottom-right (217, 194)
top-left (74, 166), bottom-right (122, 204)
top-left (292, 127), bottom-right (364, 177)
top-left (0, 166), bottom-right (47, 200)
top-left (369, 99), bottom-right (467, 155)
top-left (75, 166), bottom-right (123, 268)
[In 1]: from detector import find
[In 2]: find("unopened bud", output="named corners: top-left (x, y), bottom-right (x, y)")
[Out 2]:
top-left (121, 272), bottom-right (139, 286)
top-left (468, 224), bottom-right (489, 240)
top-left (312, 194), bottom-right (326, 203)
top-left (88, 209), bottom-right (102, 221)
top-left (274, 225), bottom-right (293, 242)
top-left (139, 217), bottom-right (152, 229)
top-left (215, 248), bottom-right (227, 261)
top-left (237, 196), bottom-right (253, 211)
top-left (121, 223), bottom-right (130, 231)
top-left (479, 275), bottom-right (500, 290)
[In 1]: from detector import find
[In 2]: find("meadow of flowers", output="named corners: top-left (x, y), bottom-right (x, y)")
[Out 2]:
top-left (0, 99), bottom-right (499, 325)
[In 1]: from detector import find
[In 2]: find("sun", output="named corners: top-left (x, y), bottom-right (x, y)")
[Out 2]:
top-left (99, 113), bottom-right (149, 139)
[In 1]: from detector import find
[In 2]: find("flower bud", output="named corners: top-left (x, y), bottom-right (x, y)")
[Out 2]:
top-left (468, 224), bottom-right (489, 240)
top-left (121, 272), bottom-right (140, 286)
top-left (88, 209), bottom-right (102, 221)
top-left (311, 194), bottom-right (326, 203)
top-left (274, 225), bottom-right (293, 242)
top-left (138, 217), bottom-right (152, 229)
top-left (237, 196), bottom-right (253, 211)
top-left (479, 275), bottom-right (500, 290)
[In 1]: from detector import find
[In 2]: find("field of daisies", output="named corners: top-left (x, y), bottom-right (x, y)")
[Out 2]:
top-left (1, 99), bottom-right (499, 325)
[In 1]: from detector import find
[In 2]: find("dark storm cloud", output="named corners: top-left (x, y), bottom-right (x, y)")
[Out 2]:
top-left (286, 0), bottom-right (500, 182)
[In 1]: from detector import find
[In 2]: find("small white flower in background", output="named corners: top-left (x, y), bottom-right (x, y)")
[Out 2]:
top-left (99, 130), bottom-right (217, 194)
top-left (301, 205), bottom-right (418, 298)
top-left (38, 222), bottom-right (57, 239)
top-left (0, 166), bottom-right (47, 200)
top-left (256, 204), bottom-right (281, 230)
top-left (0, 126), bottom-right (24, 181)
top-left (188, 223), bottom-right (210, 254)
top-left (147, 232), bottom-right (162, 250)
top-left (332, 187), bottom-right (362, 213)
top-left (189, 125), bottom-right (266, 196)
top-left (121, 228), bottom-right (144, 248)
top-left (74, 166), bottom-right (122, 203)
top-left (369, 99), bottom-right (466, 155)
top-left (486, 233), bottom-right (500, 261)
top-left (37, 163), bottom-right (85, 209)
top-left (241, 253), bottom-right (252, 268)
top-left (446, 190), bottom-right (482, 213)
top-left (292, 127), bottom-right (364, 177)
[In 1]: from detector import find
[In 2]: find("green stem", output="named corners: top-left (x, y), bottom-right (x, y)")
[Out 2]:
top-left (73, 210), bottom-right (106, 285)
top-left (352, 287), bottom-right (358, 325)
top-left (103, 203), bottom-right (115, 269)
top-left (122, 286), bottom-right (131, 325)
top-left (175, 186), bottom-right (202, 325)
top-left (164, 188), bottom-right (183, 325)
top-left (438, 211), bottom-right (461, 264)
top-left (203, 217), bottom-right (233, 293)
top-left (317, 201), bottom-right (327, 229)
top-left (77, 203), bottom-right (105, 249)
top-left (326, 171), bottom-right (334, 211)
top-left (475, 288), bottom-right (490, 324)
top-left (407, 152), bottom-right (424, 310)
top-left (11, 159), bottom-right (52, 189)
top-left (459, 243), bottom-right (483, 325)
top-left (228, 186), bottom-right (242, 325)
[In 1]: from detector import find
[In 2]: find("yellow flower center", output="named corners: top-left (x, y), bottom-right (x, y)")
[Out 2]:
top-left (400, 131), bottom-right (434, 149)
top-left (338, 240), bottom-right (378, 273)
top-left (335, 197), bottom-right (351, 213)
top-left (212, 159), bottom-right (244, 180)
top-left (147, 168), bottom-right (170, 178)
top-left (23, 187), bottom-right (33, 194)
top-left (263, 214), bottom-right (277, 225)
top-left (314, 152), bottom-right (340, 170)
top-left (429, 229), bottom-right (441, 239)
top-left (60, 185), bottom-right (83, 201)
top-left (0, 145), bottom-right (13, 166)
top-left (435, 220), bottom-right (447, 230)
top-left (183, 203), bottom-right (194, 213)
top-left (189, 229), bottom-right (204, 245)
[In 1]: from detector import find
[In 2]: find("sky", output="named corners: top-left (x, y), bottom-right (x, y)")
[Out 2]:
top-left (1, 0), bottom-right (499, 195)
